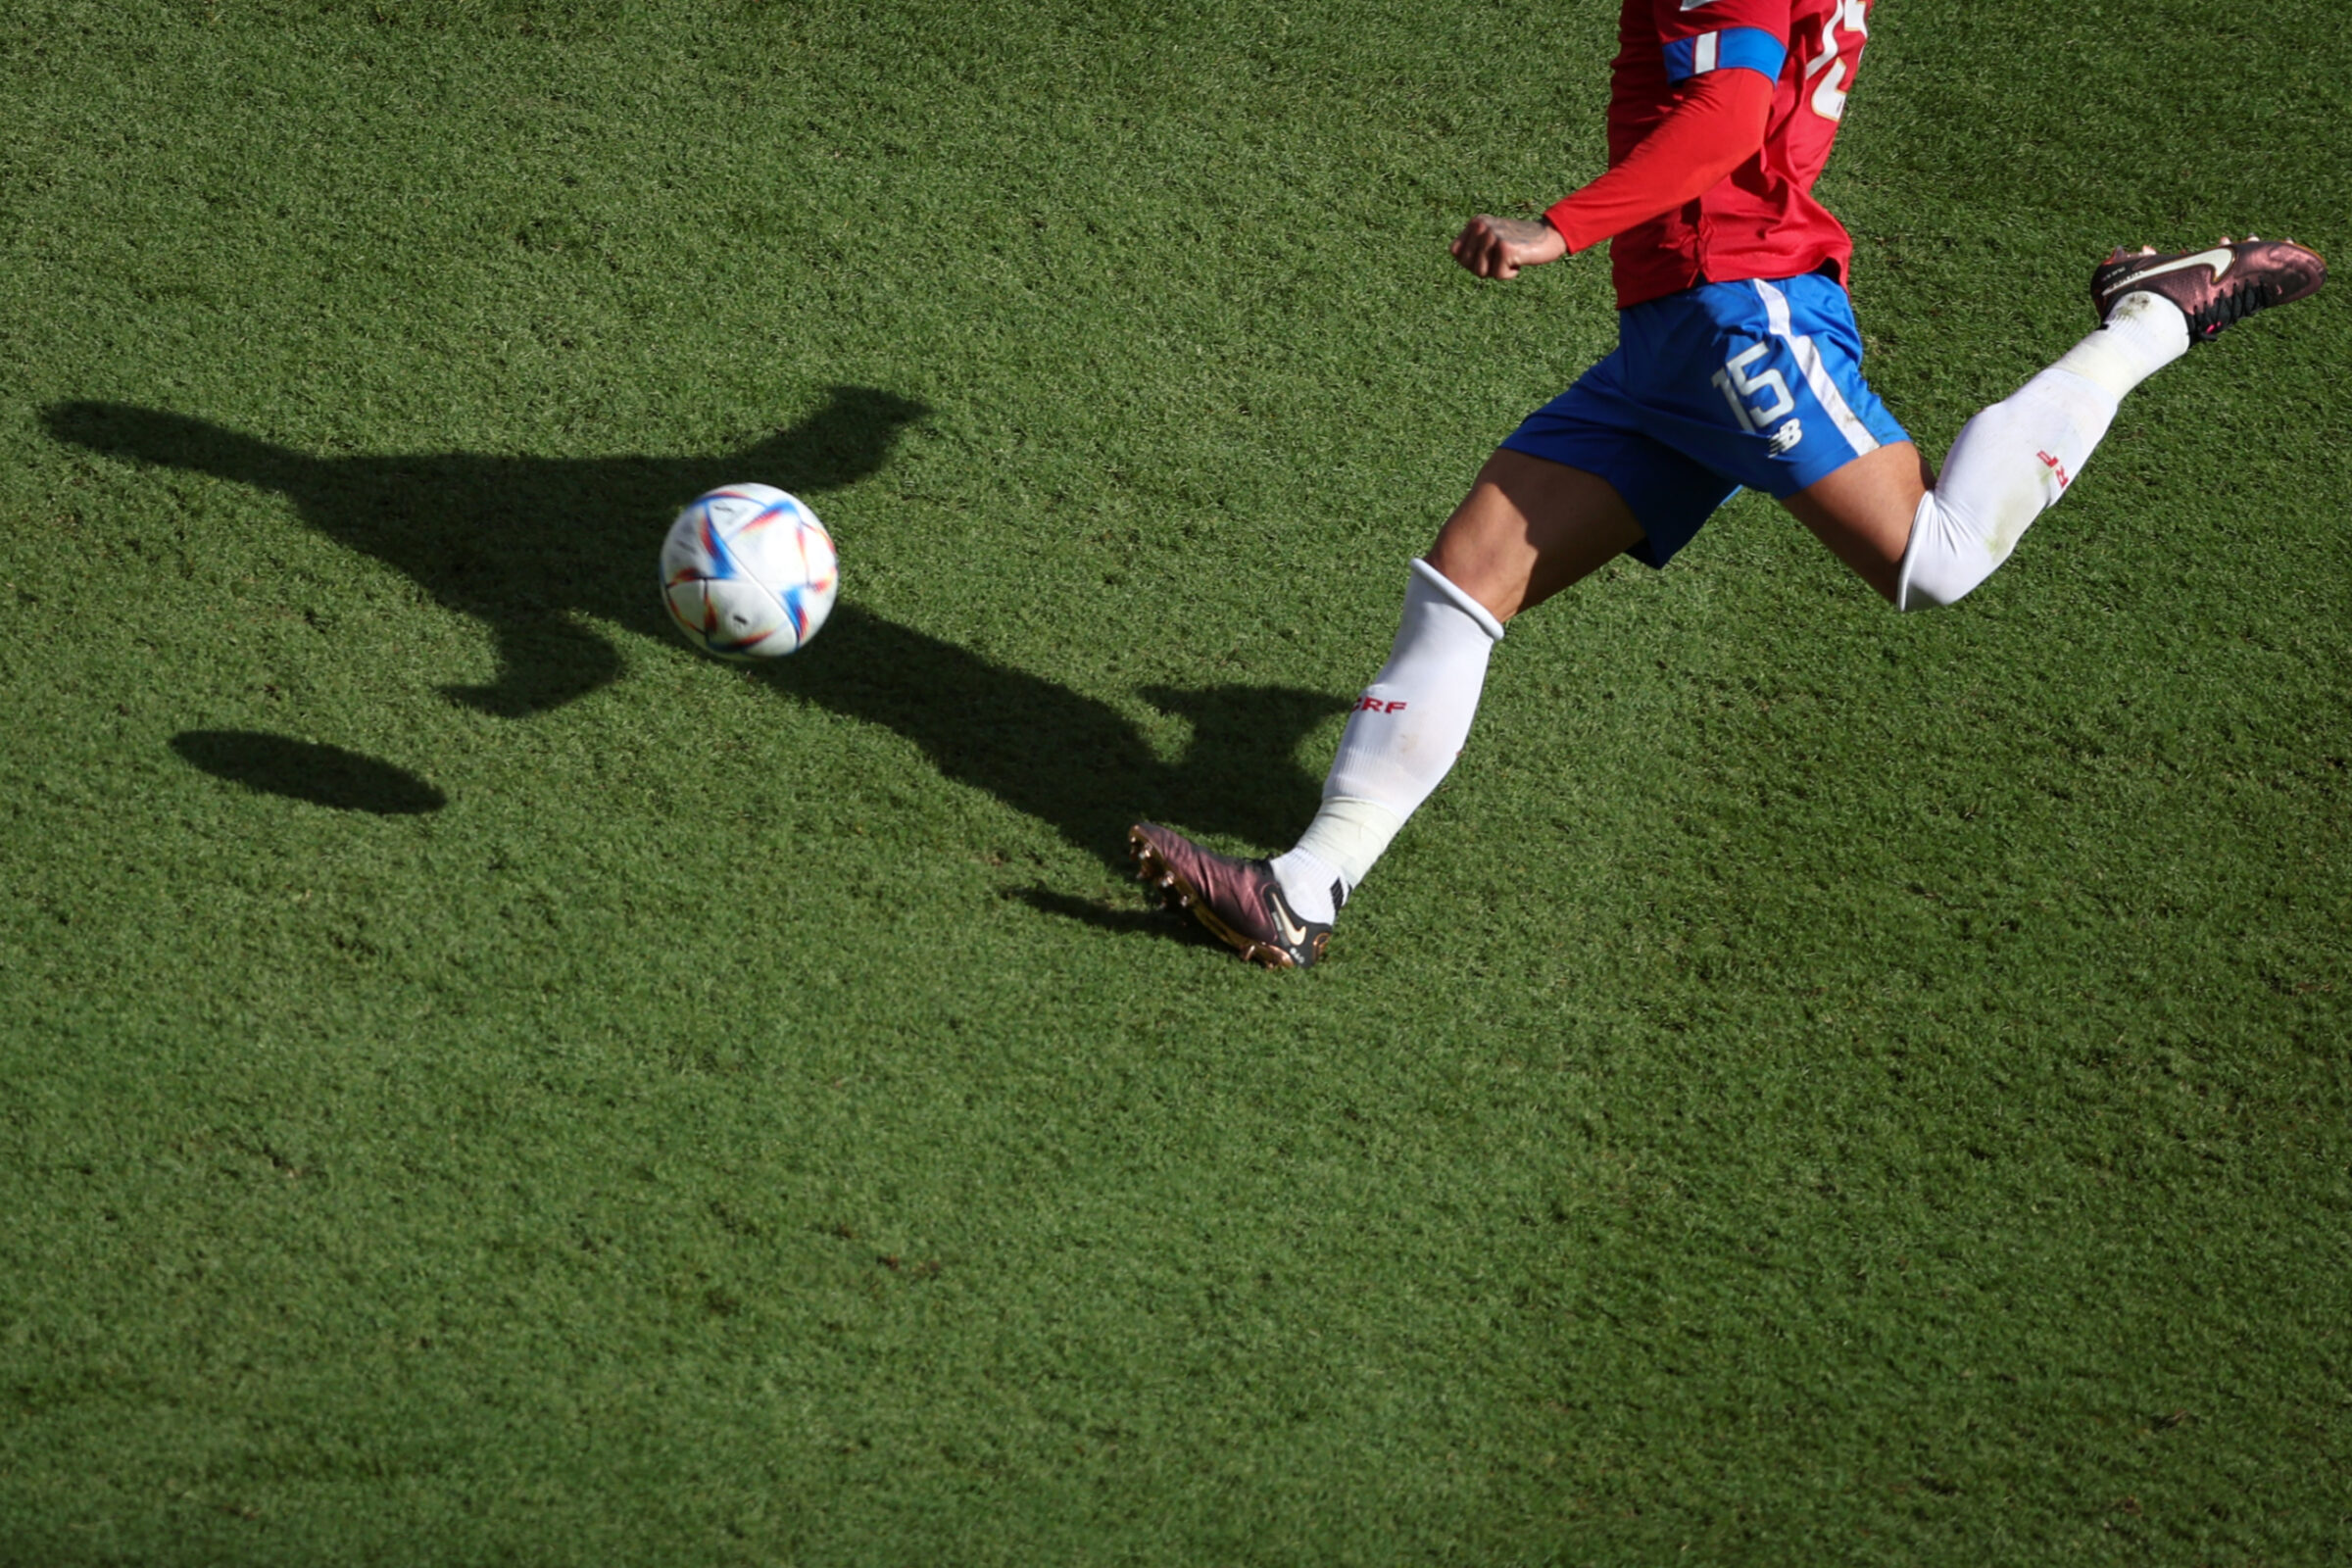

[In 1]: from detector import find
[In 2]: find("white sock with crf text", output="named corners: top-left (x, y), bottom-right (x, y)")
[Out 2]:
top-left (1269, 559), bottom-right (1503, 921)
top-left (1897, 291), bottom-right (2190, 610)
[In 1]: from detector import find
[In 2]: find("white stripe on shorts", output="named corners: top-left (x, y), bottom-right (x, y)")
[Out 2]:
top-left (1753, 277), bottom-right (1879, 459)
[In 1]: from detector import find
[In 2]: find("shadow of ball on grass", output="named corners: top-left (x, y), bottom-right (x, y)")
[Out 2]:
top-left (170, 731), bottom-right (446, 815)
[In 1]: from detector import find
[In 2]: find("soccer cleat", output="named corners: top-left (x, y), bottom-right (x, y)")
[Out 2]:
top-left (1128, 822), bottom-right (1332, 969)
top-left (2090, 236), bottom-right (2327, 344)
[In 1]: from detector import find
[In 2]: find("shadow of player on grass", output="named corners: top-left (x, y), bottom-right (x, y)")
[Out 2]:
top-left (50, 388), bottom-right (926, 717)
top-left (46, 396), bottom-right (1340, 878)
top-left (170, 730), bottom-right (448, 815)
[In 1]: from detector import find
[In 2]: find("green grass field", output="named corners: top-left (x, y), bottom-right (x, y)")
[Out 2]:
top-left (4, 1), bottom-right (2348, 1561)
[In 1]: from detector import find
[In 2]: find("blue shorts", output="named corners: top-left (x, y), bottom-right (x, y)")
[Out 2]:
top-left (1499, 270), bottom-right (1911, 567)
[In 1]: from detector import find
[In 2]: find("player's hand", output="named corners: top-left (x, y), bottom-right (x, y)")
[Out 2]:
top-left (1450, 215), bottom-right (1567, 280)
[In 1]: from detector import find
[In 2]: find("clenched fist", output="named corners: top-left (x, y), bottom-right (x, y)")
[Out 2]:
top-left (1450, 215), bottom-right (1568, 280)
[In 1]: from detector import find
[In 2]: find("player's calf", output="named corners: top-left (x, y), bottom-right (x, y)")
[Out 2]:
top-left (1889, 238), bottom-right (2327, 611)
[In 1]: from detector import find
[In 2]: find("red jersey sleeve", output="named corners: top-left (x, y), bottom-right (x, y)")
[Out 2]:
top-left (1542, 71), bottom-right (1772, 254)
top-left (1540, 0), bottom-right (1791, 254)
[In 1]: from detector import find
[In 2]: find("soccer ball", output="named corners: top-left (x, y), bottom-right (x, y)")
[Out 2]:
top-left (660, 483), bottom-right (839, 660)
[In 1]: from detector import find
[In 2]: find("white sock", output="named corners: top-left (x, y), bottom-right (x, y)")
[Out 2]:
top-left (1897, 293), bottom-right (2189, 611)
top-left (1266, 842), bottom-right (1348, 924)
top-left (1270, 559), bottom-right (1503, 920)
top-left (1271, 799), bottom-right (1397, 922)
top-left (2061, 288), bottom-right (2194, 399)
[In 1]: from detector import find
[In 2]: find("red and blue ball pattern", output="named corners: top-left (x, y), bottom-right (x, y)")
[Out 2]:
top-left (660, 483), bottom-right (839, 660)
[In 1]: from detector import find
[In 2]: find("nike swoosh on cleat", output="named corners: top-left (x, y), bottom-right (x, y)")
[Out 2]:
top-left (2109, 247), bottom-right (2234, 289)
top-left (1271, 901), bottom-right (1309, 948)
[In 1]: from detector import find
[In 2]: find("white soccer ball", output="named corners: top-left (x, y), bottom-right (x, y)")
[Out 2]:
top-left (660, 483), bottom-right (839, 660)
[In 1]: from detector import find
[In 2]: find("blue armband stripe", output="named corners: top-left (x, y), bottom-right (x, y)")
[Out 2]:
top-left (1662, 27), bottom-right (1788, 84)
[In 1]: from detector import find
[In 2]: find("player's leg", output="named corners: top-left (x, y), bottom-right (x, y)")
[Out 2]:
top-left (1782, 291), bottom-right (2182, 607)
top-left (1788, 238), bottom-right (2327, 608)
top-left (1777, 439), bottom-right (1930, 603)
top-left (1129, 451), bottom-right (1646, 969)
top-left (1268, 452), bottom-right (1642, 910)
top-left (1420, 449), bottom-right (1647, 621)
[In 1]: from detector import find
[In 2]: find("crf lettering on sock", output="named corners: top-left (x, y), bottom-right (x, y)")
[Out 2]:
top-left (1900, 291), bottom-right (2191, 611)
top-left (1896, 367), bottom-right (2114, 609)
top-left (1897, 294), bottom-right (2190, 611)
top-left (1273, 559), bottom-right (1502, 913)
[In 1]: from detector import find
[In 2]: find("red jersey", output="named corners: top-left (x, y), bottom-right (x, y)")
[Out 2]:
top-left (1595, 0), bottom-right (1873, 309)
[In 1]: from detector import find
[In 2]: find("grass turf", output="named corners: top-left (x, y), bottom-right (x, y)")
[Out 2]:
top-left (2, 1), bottom-right (2348, 1561)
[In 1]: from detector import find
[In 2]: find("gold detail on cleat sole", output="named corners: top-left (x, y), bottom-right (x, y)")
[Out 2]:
top-left (1128, 831), bottom-right (1296, 970)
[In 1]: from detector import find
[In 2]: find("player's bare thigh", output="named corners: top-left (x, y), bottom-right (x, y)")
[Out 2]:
top-left (1425, 449), bottom-right (1646, 623)
top-left (1779, 440), bottom-right (1935, 605)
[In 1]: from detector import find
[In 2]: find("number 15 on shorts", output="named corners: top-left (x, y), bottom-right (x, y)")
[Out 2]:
top-left (1713, 343), bottom-right (1794, 431)
top-left (1712, 344), bottom-right (1806, 456)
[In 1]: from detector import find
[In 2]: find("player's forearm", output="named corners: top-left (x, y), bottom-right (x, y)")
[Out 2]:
top-left (1543, 69), bottom-right (1775, 253)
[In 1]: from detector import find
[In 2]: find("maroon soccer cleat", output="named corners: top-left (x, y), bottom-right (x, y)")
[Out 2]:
top-left (1128, 822), bottom-right (1331, 969)
top-left (2090, 237), bottom-right (2327, 343)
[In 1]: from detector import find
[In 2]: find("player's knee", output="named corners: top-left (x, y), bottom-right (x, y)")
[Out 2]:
top-left (1892, 492), bottom-right (1999, 612)
top-left (1892, 576), bottom-right (1965, 613)
top-left (1891, 556), bottom-right (1964, 612)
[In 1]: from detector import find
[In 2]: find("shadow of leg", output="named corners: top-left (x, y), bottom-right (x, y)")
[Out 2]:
top-left (48, 398), bottom-right (1340, 906)
top-left (170, 730), bottom-right (446, 814)
top-left (1004, 884), bottom-right (1231, 951)
top-left (443, 614), bottom-right (629, 717)
top-left (43, 401), bottom-right (314, 494)
top-left (760, 604), bottom-right (1164, 871)
top-left (1137, 683), bottom-right (1345, 849)
top-left (733, 386), bottom-right (931, 496)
